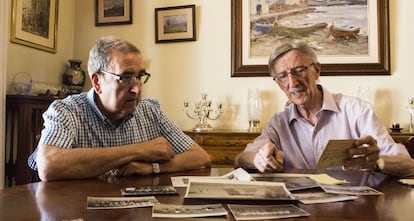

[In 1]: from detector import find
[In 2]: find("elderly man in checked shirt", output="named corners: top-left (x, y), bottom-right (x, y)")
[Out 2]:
top-left (235, 40), bottom-right (414, 178)
top-left (28, 36), bottom-right (211, 181)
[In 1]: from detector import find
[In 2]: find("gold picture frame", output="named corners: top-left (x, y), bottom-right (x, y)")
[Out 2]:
top-left (231, 0), bottom-right (390, 77)
top-left (155, 5), bottom-right (196, 43)
top-left (95, 0), bottom-right (132, 26)
top-left (10, 0), bottom-right (59, 53)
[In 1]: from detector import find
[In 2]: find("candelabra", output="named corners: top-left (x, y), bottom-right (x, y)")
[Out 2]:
top-left (183, 93), bottom-right (223, 132)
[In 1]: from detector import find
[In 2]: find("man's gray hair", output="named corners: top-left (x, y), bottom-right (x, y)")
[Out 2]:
top-left (87, 36), bottom-right (141, 75)
top-left (268, 40), bottom-right (318, 77)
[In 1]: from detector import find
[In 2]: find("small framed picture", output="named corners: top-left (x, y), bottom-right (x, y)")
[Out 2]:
top-left (10, 0), bottom-right (59, 53)
top-left (155, 5), bottom-right (196, 43)
top-left (95, 0), bottom-right (132, 26)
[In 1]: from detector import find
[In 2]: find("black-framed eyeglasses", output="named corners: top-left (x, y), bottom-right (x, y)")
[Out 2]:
top-left (100, 70), bottom-right (151, 85)
top-left (273, 63), bottom-right (314, 84)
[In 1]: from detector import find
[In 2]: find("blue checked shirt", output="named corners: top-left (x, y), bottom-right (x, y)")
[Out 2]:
top-left (28, 89), bottom-right (193, 170)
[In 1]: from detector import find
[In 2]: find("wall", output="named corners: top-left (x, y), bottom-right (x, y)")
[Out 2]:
top-left (0, 0), bottom-right (8, 189)
top-left (72, 0), bottom-right (414, 131)
top-left (4, 0), bottom-right (414, 133)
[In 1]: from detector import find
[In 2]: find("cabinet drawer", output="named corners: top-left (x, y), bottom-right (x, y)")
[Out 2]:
top-left (184, 130), bottom-right (260, 167)
top-left (191, 134), bottom-right (258, 146)
top-left (203, 145), bottom-right (245, 167)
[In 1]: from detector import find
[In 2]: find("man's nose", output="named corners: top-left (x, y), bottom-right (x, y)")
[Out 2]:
top-left (130, 81), bottom-right (142, 93)
top-left (287, 72), bottom-right (300, 85)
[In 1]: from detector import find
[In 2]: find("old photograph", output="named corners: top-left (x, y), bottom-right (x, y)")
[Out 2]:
top-left (152, 203), bottom-right (227, 218)
top-left (320, 184), bottom-right (384, 195)
top-left (121, 185), bottom-right (178, 196)
top-left (252, 174), bottom-right (320, 191)
top-left (228, 204), bottom-right (310, 220)
top-left (184, 179), bottom-right (294, 200)
top-left (293, 191), bottom-right (358, 204)
top-left (87, 196), bottom-right (158, 209)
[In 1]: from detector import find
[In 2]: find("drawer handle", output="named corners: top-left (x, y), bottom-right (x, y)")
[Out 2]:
top-left (224, 142), bottom-right (241, 147)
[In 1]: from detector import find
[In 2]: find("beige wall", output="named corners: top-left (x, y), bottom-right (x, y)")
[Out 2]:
top-left (74, 0), bottom-right (414, 131)
top-left (1, 0), bottom-right (8, 189)
top-left (4, 0), bottom-right (414, 134)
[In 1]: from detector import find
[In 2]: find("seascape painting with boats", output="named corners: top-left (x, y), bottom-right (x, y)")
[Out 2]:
top-left (249, 0), bottom-right (369, 58)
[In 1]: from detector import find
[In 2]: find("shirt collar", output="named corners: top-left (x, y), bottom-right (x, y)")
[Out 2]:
top-left (86, 88), bottom-right (107, 121)
top-left (87, 88), bottom-right (136, 128)
top-left (288, 85), bottom-right (339, 123)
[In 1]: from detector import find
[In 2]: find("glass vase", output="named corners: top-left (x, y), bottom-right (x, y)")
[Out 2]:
top-left (247, 88), bottom-right (262, 132)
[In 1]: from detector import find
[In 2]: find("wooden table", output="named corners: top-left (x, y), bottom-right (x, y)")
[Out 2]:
top-left (0, 168), bottom-right (413, 221)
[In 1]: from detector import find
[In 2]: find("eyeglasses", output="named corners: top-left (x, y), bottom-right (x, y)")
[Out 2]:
top-left (273, 63), bottom-right (314, 84)
top-left (101, 70), bottom-right (151, 85)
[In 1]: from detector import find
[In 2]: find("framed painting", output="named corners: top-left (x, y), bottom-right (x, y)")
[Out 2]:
top-left (10, 0), bottom-right (59, 53)
top-left (95, 0), bottom-right (132, 26)
top-left (155, 5), bottom-right (196, 43)
top-left (231, 0), bottom-right (390, 77)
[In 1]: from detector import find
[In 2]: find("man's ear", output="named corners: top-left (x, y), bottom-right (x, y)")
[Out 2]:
top-left (313, 62), bottom-right (321, 79)
top-left (91, 72), bottom-right (102, 94)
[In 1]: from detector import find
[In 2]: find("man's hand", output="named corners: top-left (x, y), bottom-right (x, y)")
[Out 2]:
top-left (139, 137), bottom-right (175, 162)
top-left (115, 161), bottom-right (153, 176)
top-left (253, 142), bottom-right (284, 173)
top-left (343, 135), bottom-right (380, 171)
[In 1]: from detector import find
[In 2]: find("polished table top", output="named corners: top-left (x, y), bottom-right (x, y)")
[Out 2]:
top-left (1, 168), bottom-right (413, 221)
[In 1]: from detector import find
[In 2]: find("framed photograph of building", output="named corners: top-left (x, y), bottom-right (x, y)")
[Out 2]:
top-left (155, 5), bottom-right (196, 43)
top-left (231, 0), bottom-right (390, 77)
top-left (95, 0), bottom-right (132, 26)
top-left (10, 0), bottom-right (59, 53)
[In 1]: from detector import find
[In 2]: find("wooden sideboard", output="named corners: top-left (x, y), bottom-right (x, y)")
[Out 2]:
top-left (184, 130), bottom-right (261, 167)
top-left (5, 95), bottom-right (57, 187)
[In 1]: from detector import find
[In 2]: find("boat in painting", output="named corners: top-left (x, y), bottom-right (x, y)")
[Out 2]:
top-left (254, 23), bottom-right (274, 33)
top-left (273, 21), bottom-right (328, 37)
top-left (329, 23), bottom-right (361, 39)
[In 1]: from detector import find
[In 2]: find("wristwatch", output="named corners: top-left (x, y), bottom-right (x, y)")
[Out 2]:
top-left (152, 163), bottom-right (160, 174)
top-left (375, 157), bottom-right (385, 171)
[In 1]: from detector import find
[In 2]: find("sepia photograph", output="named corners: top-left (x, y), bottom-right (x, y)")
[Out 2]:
top-left (320, 184), bottom-right (384, 195)
top-left (292, 191), bottom-right (358, 204)
top-left (184, 179), bottom-right (294, 200)
top-left (228, 204), bottom-right (310, 220)
top-left (87, 196), bottom-right (158, 209)
top-left (121, 185), bottom-right (178, 196)
top-left (171, 168), bottom-right (253, 187)
top-left (252, 174), bottom-right (320, 191)
top-left (152, 203), bottom-right (228, 218)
